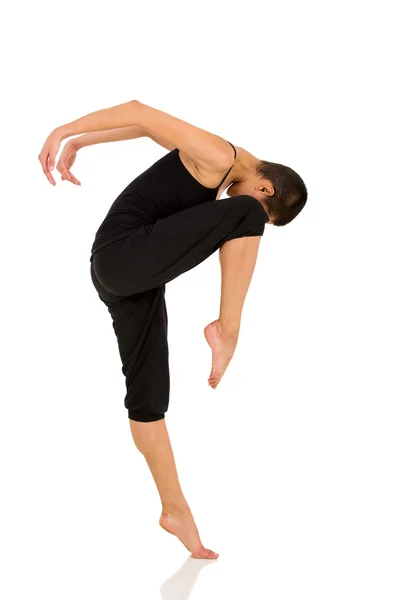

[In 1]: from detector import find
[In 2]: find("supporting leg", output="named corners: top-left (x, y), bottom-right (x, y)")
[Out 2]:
top-left (91, 196), bottom-right (266, 559)
top-left (204, 234), bottom-right (262, 388)
top-left (129, 418), bottom-right (219, 559)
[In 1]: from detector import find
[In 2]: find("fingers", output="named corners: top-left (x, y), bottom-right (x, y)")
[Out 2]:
top-left (63, 169), bottom-right (81, 185)
top-left (69, 171), bottom-right (81, 185)
top-left (48, 153), bottom-right (55, 173)
top-left (38, 152), bottom-right (56, 186)
top-left (38, 132), bottom-right (62, 186)
top-left (57, 161), bottom-right (81, 185)
top-left (38, 151), bottom-right (81, 186)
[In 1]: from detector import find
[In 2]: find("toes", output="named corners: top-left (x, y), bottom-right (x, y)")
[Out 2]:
top-left (193, 548), bottom-right (219, 559)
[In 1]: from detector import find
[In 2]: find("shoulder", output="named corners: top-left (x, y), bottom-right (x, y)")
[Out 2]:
top-left (179, 149), bottom-right (234, 188)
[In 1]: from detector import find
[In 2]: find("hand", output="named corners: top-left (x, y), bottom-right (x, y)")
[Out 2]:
top-left (56, 141), bottom-right (81, 186)
top-left (38, 129), bottom-right (63, 186)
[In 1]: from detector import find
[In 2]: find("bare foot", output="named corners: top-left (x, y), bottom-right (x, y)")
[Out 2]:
top-left (204, 320), bottom-right (239, 389)
top-left (159, 509), bottom-right (219, 559)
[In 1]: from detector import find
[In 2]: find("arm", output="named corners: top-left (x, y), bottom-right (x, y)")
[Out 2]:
top-left (57, 99), bottom-right (234, 170)
top-left (53, 124), bottom-right (178, 186)
top-left (72, 124), bottom-right (176, 152)
top-left (72, 125), bottom-right (145, 149)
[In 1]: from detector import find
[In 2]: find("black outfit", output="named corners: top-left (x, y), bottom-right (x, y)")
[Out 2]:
top-left (89, 142), bottom-right (267, 422)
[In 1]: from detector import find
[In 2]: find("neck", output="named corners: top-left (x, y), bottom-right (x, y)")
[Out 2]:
top-left (230, 147), bottom-right (260, 184)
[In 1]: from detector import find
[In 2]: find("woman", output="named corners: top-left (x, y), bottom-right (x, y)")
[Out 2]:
top-left (38, 99), bottom-right (307, 559)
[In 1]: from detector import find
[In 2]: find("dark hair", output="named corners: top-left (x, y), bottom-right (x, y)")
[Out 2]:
top-left (255, 160), bottom-right (307, 226)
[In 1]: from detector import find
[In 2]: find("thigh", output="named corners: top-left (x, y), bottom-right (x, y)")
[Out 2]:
top-left (92, 194), bottom-right (266, 298)
top-left (90, 262), bottom-right (169, 421)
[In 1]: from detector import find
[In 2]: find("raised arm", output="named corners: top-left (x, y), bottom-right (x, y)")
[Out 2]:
top-left (60, 100), bottom-right (233, 167)
top-left (72, 125), bottom-right (146, 149)
top-left (39, 99), bottom-right (234, 185)
top-left (53, 125), bottom-right (178, 185)
top-left (73, 125), bottom-right (176, 152)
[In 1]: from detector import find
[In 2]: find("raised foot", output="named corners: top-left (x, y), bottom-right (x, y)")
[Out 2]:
top-left (159, 511), bottom-right (219, 560)
top-left (204, 320), bottom-right (239, 389)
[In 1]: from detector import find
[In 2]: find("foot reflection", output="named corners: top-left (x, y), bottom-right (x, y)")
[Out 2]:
top-left (160, 556), bottom-right (217, 600)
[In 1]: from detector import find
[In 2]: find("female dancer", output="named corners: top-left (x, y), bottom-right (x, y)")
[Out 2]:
top-left (38, 99), bottom-right (307, 559)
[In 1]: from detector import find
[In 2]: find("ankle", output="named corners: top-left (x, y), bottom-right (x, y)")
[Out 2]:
top-left (161, 502), bottom-right (190, 517)
top-left (217, 318), bottom-right (240, 336)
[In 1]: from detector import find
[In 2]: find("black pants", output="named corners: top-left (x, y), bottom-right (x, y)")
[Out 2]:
top-left (90, 195), bottom-right (266, 422)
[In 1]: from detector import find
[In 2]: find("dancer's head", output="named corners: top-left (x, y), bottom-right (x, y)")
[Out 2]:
top-left (227, 156), bottom-right (307, 226)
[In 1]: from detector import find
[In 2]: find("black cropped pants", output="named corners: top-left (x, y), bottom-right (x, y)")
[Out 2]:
top-left (90, 195), bottom-right (266, 422)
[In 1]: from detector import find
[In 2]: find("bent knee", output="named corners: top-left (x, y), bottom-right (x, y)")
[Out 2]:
top-left (232, 195), bottom-right (267, 235)
top-left (242, 195), bottom-right (268, 220)
top-left (231, 195), bottom-right (267, 224)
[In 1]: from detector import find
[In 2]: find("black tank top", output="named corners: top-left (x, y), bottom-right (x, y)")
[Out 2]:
top-left (90, 141), bottom-right (237, 258)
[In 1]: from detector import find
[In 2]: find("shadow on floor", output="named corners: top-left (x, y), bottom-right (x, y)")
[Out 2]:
top-left (160, 555), bottom-right (218, 599)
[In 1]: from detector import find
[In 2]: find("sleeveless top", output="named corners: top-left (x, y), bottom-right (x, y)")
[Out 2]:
top-left (90, 141), bottom-right (237, 260)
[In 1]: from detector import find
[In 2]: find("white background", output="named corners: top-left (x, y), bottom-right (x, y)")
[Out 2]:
top-left (1, 0), bottom-right (399, 598)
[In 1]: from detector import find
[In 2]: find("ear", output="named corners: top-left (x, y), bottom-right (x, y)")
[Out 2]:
top-left (260, 181), bottom-right (275, 197)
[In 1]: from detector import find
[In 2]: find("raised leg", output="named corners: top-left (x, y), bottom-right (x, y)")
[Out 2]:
top-left (92, 195), bottom-right (266, 298)
top-left (129, 418), bottom-right (219, 559)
